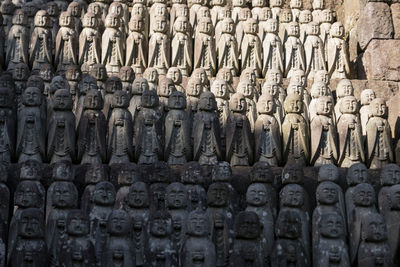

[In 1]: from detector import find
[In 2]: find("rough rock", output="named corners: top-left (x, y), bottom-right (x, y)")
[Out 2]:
top-left (392, 3), bottom-right (400, 38)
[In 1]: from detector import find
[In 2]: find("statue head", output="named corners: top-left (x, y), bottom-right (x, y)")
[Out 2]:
top-left (119, 67), bottom-right (134, 83)
top-left (319, 212), bottom-right (344, 239)
top-left (266, 18), bottom-right (278, 33)
top-left (20, 160), bottom-right (41, 180)
top-left (237, 80), bottom-right (255, 98)
top-left (128, 182), bottom-right (149, 208)
top-left (65, 65), bottom-right (82, 82)
top-left (290, 0), bottom-right (303, 8)
top-left (314, 70), bottom-right (330, 85)
top-left (129, 15), bottom-right (144, 31)
top-left (46, 1), bottom-right (59, 16)
top-left (168, 91), bottom-right (186, 110)
top-left (12, 9), bottom-right (28, 25)
top-left (59, 11), bottom-right (74, 28)
top-left (84, 89), bottom-right (103, 110)
top-left (221, 18), bottom-right (234, 34)
top-left (353, 183), bottom-right (376, 207)
top-left (229, 93), bottom-right (247, 113)
top-left (238, 8), bottom-right (251, 21)
top-left (299, 9), bottom-right (313, 24)
top-left (311, 81), bottom-right (328, 99)
top-left (166, 68), bottom-right (182, 85)
top-left (34, 10), bottom-right (49, 27)
top-left (158, 78), bottom-right (176, 98)
top-left (67, 2), bottom-right (82, 17)
top-left (316, 96), bottom-right (333, 116)
top-left (369, 98), bottom-right (387, 118)
top-left (173, 16), bottom-right (189, 33)
top-left (39, 64), bottom-right (54, 82)
top-left (198, 17), bottom-right (213, 34)
top-left (360, 89), bottom-right (376, 106)
top-left (312, 0), bottom-right (324, 10)
top-left (15, 181), bottom-right (42, 208)
top-left (361, 213), bottom-right (387, 242)
top-left (52, 161), bottom-right (73, 181)
top-left (321, 8), bottom-right (333, 23)
top-left (287, 22), bottom-right (300, 37)
top-left (232, 0), bottom-right (245, 7)
top-left (92, 181), bottom-right (116, 206)
top-left (280, 184), bottom-right (305, 208)
top-left (252, 0), bottom-right (265, 7)
top-left (85, 164), bottom-right (106, 184)
top-left (107, 210), bottom-right (131, 236)
top-left (18, 208), bottom-right (44, 239)
top-left (187, 78), bottom-right (202, 98)
top-left (339, 96), bottom-right (358, 114)
top-left (67, 210), bottom-right (90, 236)
top-left (234, 211), bottom-right (261, 239)
top-left (261, 80), bottom-right (279, 97)
top-left (111, 90), bottom-right (129, 108)
top-left (79, 75), bottom-right (98, 95)
top-left (244, 18), bottom-right (258, 34)
top-left (132, 77), bottom-right (149, 95)
top-left (53, 89), bottom-right (73, 111)
top-left (198, 6), bottom-right (211, 20)
top-left (270, 0), bottom-right (283, 7)
top-left (275, 209), bottom-right (301, 239)
top-left (154, 16), bottom-right (167, 33)
top-left (143, 68), bottom-right (158, 83)
top-left (50, 76), bottom-right (70, 96)
top-left (284, 94), bottom-right (303, 114)
top-left (336, 79), bottom-right (354, 98)
top-left (346, 163), bottom-right (368, 186)
top-left (0, 87), bottom-right (13, 108)
top-left (211, 79), bottom-right (228, 99)
top-left (109, 2), bottom-right (124, 17)
top-left (13, 63), bottom-right (30, 81)
top-left (266, 68), bottom-right (283, 85)
top-left (316, 181), bottom-right (339, 205)
top-left (52, 182), bottom-right (78, 208)
top-left (330, 22), bottom-right (344, 38)
top-left (257, 94), bottom-right (276, 115)
top-left (117, 164), bottom-right (137, 186)
top-left (211, 161), bottom-right (231, 182)
top-left (380, 164), bottom-right (400, 186)
top-left (187, 210), bottom-right (209, 236)
top-left (280, 9), bottom-right (293, 23)
top-left (259, 7), bottom-right (272, 21)
top-left (131, 3), bottom-right (146, 17)
top-left (207, 182), bottom-right (229, 207)
top-left (198, 92), bottom-right (217, 111)
top-left (82, 12), bottom-right (98, 28)
top-left (105, 77), bottom-right (122, 94)
top-left (90, 64), bottom-right (108, 81)
top-left (105, 14), bottom-right (120, 28)
top-left (175, 4), bottom-right (189, 18)
top-left (246, 183), bottom-right (268, 206)
top-left (216, 69), bottom-right (233, 85)
top-left (166, 182), bottom-right (188, 209)
top-left (307, 21), bottom-right (320, 35)
top-left (150, 210), bottom-right (172, 237)
top-left (250, 162), bottom-right (274, 183)
top-left (180, 162), bottom-right (202, 185)
top-left (318, 164), bottom-right (339, 183)
top-left (22, 87), bottom-right (41, 107)
top-left (141, 89), bottom-right (159, 108)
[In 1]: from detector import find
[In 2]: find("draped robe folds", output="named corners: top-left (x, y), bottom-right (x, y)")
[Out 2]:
top-left (366, 117), bottom-right (393, 168)
top-left (304, 35), bottom-right (326, 80)
top-left (55, 27), bottom-right (78, 71)
top-left (79, 28), bottom-right (101, 72)
top-left (217, 33), bottom-right (239, 76)
top-left (282, 113), bottom-right (310, 164)
top-left (310, 115), bottom-right (338, 166)
top-left (148, 32), bottom-right (170, 74)
top-left (241, 33), bottom-right (262, 76)
top-left (126, 31), bottom-right (148, 74)
top-left (107, 109), bottom-right (134, 163)
top-left (262, 33), bottom-right (284, 76)
top-left (0, 108), bottom-right (15, 163)
top-left (194, 32), bottom-right (217, 77)
top-left (328, 37), bottom-right (350, 79)
top-left (171, 32), bottom-right (192, 76)
top-left (29, 27), bottom-right (53, 71)
top-left (254, 114), bottom-right (282, 165)
top-left (102, 28), bottom-right (124, 74)
top-left (284, 36), bottom-right (306, 78)
top-left (6, 25), bottom-right (29, 70)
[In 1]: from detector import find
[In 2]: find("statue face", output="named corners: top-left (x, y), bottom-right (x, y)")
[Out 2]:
top-left (144, 68), bottom-right (158, 83)
top-left (112, 91), bottom-right (129, 108)
top-left (316, 96), bottom-right (333, 116)
top-left (381, 164), bottom-right (400, 186)
top-left (92, 65), bottom-right (107, 80)
top-left (14, 64), bottom-right (29, 80)
top-left (46, 3), bottom-right (58, 16)
top-left (158, 79), bottom-right (176, 97)
top-left (93, 182), bottom-right (115, 205)
top-left (246, 183), bottom-right (268, 206)
top-left (389, 185), bottom-right (400, 210)
top-left (320, 213), bottom-right (344, 238)
top-left (167, 68), bottom-right (182, 84)
top-left (119, 67), bottom-right (134, 82)
top-left (52, 182), bottom-right (77, 208)
top-left (23, 87), bottom-right (41, 106)
top-left (337, 80), bottom-right (353, 98)
top-left (141, 90), bottom-right (159, 108)
top-left (360, 89), bottom-right (376, 106)
top-left (132, 4), bottom-right (145, 16)
top-left (315, 70), bottom-right (330, 84)
top-left (270, 0), bottom-right (282, 7)
top-left (331, 22), bottom-right (344, 37)
top-left (276, 211), bottom-right (301, 238)
top-left (211, 80), bottom-right (228, 98)
top-left (20, 161), bottom-right (41, 180)
top-left (280, 185), bottom-right (304, 207)
top-left (15, 182), bottom-right (40, 208)
top-left (129, 16), bottom-right (144, 31)
top-left (105, 14), bottom-right (120, 28)
top-left (322, 9), bottom-right (333, 22)
top-left (193, 69), bottom-right (208, 84)
top-left (222, 18), bottom-right (234, 34)
top-left (19, 210), bottom-right (43, 238)
top-left (88, 3), bottom-right (100, 16)
top-left (108, 210), bottom-right (130, 235)
top-left (106, 78), bottom-right (122, 93)
top-left (168, 91), bottom-right (186, 109)
top-left (252, 0), bottom-right (264, 7)
top-left (34, 11), bottom-right (49, 27)
top-left (347, 163), bottom-right (368, 185)
top-left (68, 3), bottom-right (81, 17)
top-left (259, 8), bottom-right (272, 21)
top-left (311, 83), bottom-right (327, 98)
top-left (313, 0), bottom-right (324, 9)
top-left (212, 162), bottom-right (231, 182)
top-left (199, 92), bottom-right (217, 111)
top-left (51, 77), bottom-right (70, 92)
top-left (132, 78), bottom-right (148, 95)
top-left (353, 184), bottom-right (375, 207)
top-left (166, 183), bottom-right (188, 208)
top-left (85, 164), bottom-right (105, 184)
top-left (84, 90), bottom-right (103, 110)
top-left (370, 98), bottom-right (387, 117)
top-left (284, 94), bottom-right (303, 113)
top-left (188, 212), bottom-right (208, 236)
top-left (216, 69), bottom-right (232, 83)
top-left (317, 182), bottom-right (338, 204)
top-left (83, 12), bottom-right (97, 27)
top-left (266, 19), bottom-right (278, 33)
top-left (290, 0), bottom-right (302, 8)
top-left (110, 3), bottom-right (123, 16)
top-left (80, 77), bottom-right (98, 94)
top-left (340, 96), bottom-right (358, 114)
top-left (257, 95), bottom-right (275, 114)
top-left (150, 214), bottom-right (172, 236)
top-left (308, 22), bottom-right (320, 35)
top-left (266, 69), bottom-right (282, 84)
top-left (299, 10), bottom-right (312, 23)
top-left (237, 82), bottom-right (254, 98)
top-left (363, 215), bottom-right (387, 242)
top-left (128, 182), bottom-right (149, 208)
top-left (54, 89), bottom-right (73, 110)
top-left (13, 10), bottom-right (28, 25)
top-left (67, 213), bottom-right (89, 236)
top-left (229, 93), bottom-right (246, 112)
top-left (155, 17), bottom-right (167, 33)
top-left (207, 183), bottom-right (229, 207)
top-left (280, 9), bottom-right (292, 23)
top-left (66, 67), bottom-right (81, 81)
top-left (53, 162), bottom-right (72, 180)
top-left (235, 212), bottom-right (260, 239)
top-left (288, 22), bottom-right (300, 37)
top-left (199, 18), bottom-right (212, 34)
top-left (60, 12), bottom-right (73, 27)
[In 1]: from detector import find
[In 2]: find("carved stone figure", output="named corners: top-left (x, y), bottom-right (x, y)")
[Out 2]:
top-left (103, 76), bottom-right (123, 119)
top-left (77, 89), bottom-right (107, 165)
top-left (186, 77), bottom-right (202, 124)
top-left (47, 89), bottom-right (76, 164)
top-left (180, 161), bottom-right (207, 211)
top-left (67, 2), bottom-right (83, 34)
top-left (299, 10), bottom-right (313, 44)
top-left (190, 0), bottom-right (204, 34)
top-left (327, 22), bottom-right (350, 79)
top-left (167, 68), bottom-right (185, 93)
top-left (158, 78), bottom-right (176, 111)
top-left (366, 98), bottom-right (393, 169)
top-left (255, 93), bottom-right (282, 166)
top-left (309, 81), bottom-right (330, 121)
top-left (0, 86), bottom-right (15, 163)
top-left (165, 91), bottom-right (191, 165)
top-left (118, 66), bottom-right (135, 97)
top-left (192, 68), bottom-right (210, 91)
top-left (149, 0), bottom-right (168, 36)
top-left (29, 10), bottom-right (52, 72)
top-left (134, 89), bottom-right (163, 164)
top-left (231, 0), bottom-right (245, 24)
top-left (215, 7), bottom-right (232, 42)
top-left (304, 22), bottom-right (326, 80)
top-left (226, 93), bottom-right (253, 166)
top-left (170, 0), bottom-right (187, 34)
top-left (46, 2), bottom-right (60, 51)
top-left (337, 96), bottom-right (365, 167)
top-left (385, 184), bottom-right (400, 264)
top-left (216, 18), bottom-right (239, 76)
top-left (143, 67), bottom-right (159, 91)
top-left (107, 90), bottom-right (133, 164)
top-left (284, 22), bottom-right (306, 78)
top-left (148, 16), bottom-right (170, 75)
top-left (237, 80), bottom-right (257, 132)
top-left (39, 63), bottom-right (54, 97)
top-left (279, 9), bottom-right (293, 43)
top-left (334, 79), bottom-right (354, 120)
top-left (75, 75), bottom-right (98, 127)
top-left (194, 17), bottom-right (216, 77)
top-left (65, 65), bottom-right (81, 113)
top-left (211, 79), bottom-right (229, 147)
top-left (17, 87), bottom-right (45, 163)
top-left (12, 62), bottom-right (29, 104)
top-left (290, 0), bottom-right (303, 21)
top-left (6, 9), bottom-right (29, 71)
top-left (241, 18), bottom-right (262, 77)
top-left (192, 92), bottom-right (222, 165)
top-left (171, 17), bottom-right (192, 77)
top-left (1, 0), bottom-right (15, 38)
top-left (128, 77), bottom-right (148, 132)
top-left (262, 19), bottom-right (284, 76)
top-left (47, 76), bottom-right (70, 119)
top-left (266, 68), bottom-right (286, 107)
top-left (378, 164), bottom-right (400, 218)
top-left (55, 11), bottom-right (78, 72)
top-left (270, 0), bottom-right (283, 19)
top-left (126, 15), bottom-right (148, 75)
top-left (360, 89), bottom-right (376, 137)
top-left (79, 12), bottom-right (101, 73)
top-left (312, 0), bottom-right (325, 23)
top-left (21, 3), bottom-right (37, 34)
top-left (102, 14), bottom-right (124, 75)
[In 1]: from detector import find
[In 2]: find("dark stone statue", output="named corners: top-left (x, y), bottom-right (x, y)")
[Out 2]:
top-left (115, 164), bottom-right (138, 208)
top-left (384, 184), bottom-right (400, 265)
top-left (126, 15), bottom-right (148, 75)
top-left (180, 161), bottom-right (207, 211)
top-left (81, 164), bottom-right (107, 215)
top-left (0, 86), bottom-right (15, 163)
top-left (29, 10), bottom-right (52, 72)
top-left (55, 11), bottom-right (78, 72)
top-left (65, 65), bottom-right (81, 113)
top-left (6, 9), bottom-right (29, 71)
top-left (128, 77), bottom-right (148, 136)
top-left (379, 164), bottom-right (400, 218)
top-left (103, 76), bottom-right (123, 120)
top-left (118, 66), bottom-right (135, 97)
top-left (79, 12), bottom-right (101, 73)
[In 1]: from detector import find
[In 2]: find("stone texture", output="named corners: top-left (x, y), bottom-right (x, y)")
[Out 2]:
top-left (392, 3), bottom-right (400, 38)
top-left (357, 2), bottom-right (394, 50)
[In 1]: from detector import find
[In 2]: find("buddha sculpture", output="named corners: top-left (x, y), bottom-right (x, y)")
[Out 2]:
top-left (103, 76), bottom-right (123, 119)
top-left (149, 0), bottom-right (168, 36)
top-left (211, 79), bottom-right (230, 147)
top-left (217, 18), bottom-right (239, 76)
top-left (304, 22), bottom-right (326, 80)
top-left (299, 10), bottom-right (313, 44)
top-left (232, 0), bottom-right (246, 24)
top-left (55, 11), bottom-right (78, 72)
top-left (102, 14), bottom-right (124, 75)
top-left (360, 89), bottom-right (376, 137)
top-left (279, 9), bottom-right (293, 44)
top-left (29, 10), bottom-right (52, 72)
top-left (216, 68), bottom-right (235, 96)
top-left (65, 65), bottom-right (81, 112)
top-left (131, 3), bottom-right (148, 38)
top-left (143, 67), bottom-right (159, 91)
top-left (171, 17), bottom-right (192, 77)
top-left (6, 9), bottom-right (29, 71)
top-left (75, 75), bottom-right (98, 127)
top-left (81, 165), bottom-right (107, 212)
top-left (79, 12), bottom-right (101, 73)
top-left (126, 15), bottom-right (148, 75)
top-left (237, 80), bottom-right (257, 132)
top-left (241, 18), bottom-right (262, 77)
top-left (192, 68), bottom-right (211, 91)
top-left (378, 164), bottom-right (400, 218)
top-left (128, 77), bottom-right (148, 131)
top-left (119, 66), bottom-right (135, 97)
top-left (257, 7), bottom-right (273, 42)
top-left (109, 2), bottom-right (127, 37)
top-left (39, 63), bottom-right (54, 98)
top-left (148, 16), bottom-right (170, 75)
top-left (270, 0), bottom-right (283, 20)
top-left (284, 22), bottom-right (306, 78)
top-left (0, 86), bottom-right (15, 163)
top-left (157, 78), bottom-right (176, 111)
top-left (309, 81), bottom-right (330, 121)
top-left (67, 2), bottom-right (83, 34)
top-left (215, 7), bottom-right (233, 42)
top-left (166, 67), bottom-right (185, 93)
top-left (194, 17), bottom-right (216, 77)
top-left (266, 68), bottom-right (286, 106)
top-left (114, 164), bottom-right (138, 208)
top-left (328, 22), bottom-right (350, 79)
top-left (90, 63), bottom-right (108, 97)
top-left (170, 0), bottom-right (187, 35)
top-left (262, 18), bottom-right (284, 77)
top-left (334, 79), bottom-right (354, 120)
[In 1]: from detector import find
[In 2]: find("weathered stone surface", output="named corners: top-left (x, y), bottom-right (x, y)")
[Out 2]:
top-left (392, 3), bottom-right (400, 38)
top-left (357, 2), bottom-right (394, 50)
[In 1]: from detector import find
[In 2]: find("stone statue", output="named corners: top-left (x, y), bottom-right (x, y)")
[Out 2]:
top-left (360, 89), bottom-right (376, 137)
top-left (130, 3), bottom-right (148, 38)
top-left (211, 0), bottom-right (226, 27)
top-left (59, 210), bottom-right (96, 267)
top-left (126, 15), bottom-right (148, 75)
top-left (167, 67), bottom-right (185, 93)
top-left (312, 0), bottom-right (325, 23)
top-left (170, 0), bottom-right (187, 35)
top-left (39, 63), bottom-right (54, 97)
top-left (55, 11), bottom-right (78, 72)
top-left (266, 68), bottom-right (286, 106)
top-left (67, 2), bottom-right (83, 34)
top-left (284, 22), bottom-right (306, 78)
top-left (309, 81), bottom-right (331, 121)
top-left (77, 89), bottom-right (107, 165)
top-left (134, 89), bottom-right (163, 164)
top-left (148, 211), bottom-right (178, 267)
top-left (0, 86), bottom-right (15, 163)
top-left (119, 66), bottom-right (135, 97)
top-left (9, 208), bottom-right (48, 267)
top-left (237, 80), bottom-right (257, 132)
top-left (366, 98), bottom-right (393, 169)
top-left (79, 12), bottom-right (101, 73)
top-left (257, 7), bottom-right (273, 41)
top-left (211, 79), bottom-right (230, 147)
top-left (103, 76), bottom-right (123, 119)
top-left (21, 3), bottom-right (37, 35)
top-left (149, 0), bottom-right (168, 37)
top-left (378, 164), bottom-right (400, 218)
top-left (192, 92), bottom-right (222, 165)
top-left (216, 68), bottom-right (235, 96)
top-left (181, 209), bottom-right (216, 267)
top-left (241, 18), bottom-right (262, 77)
top-left (194, 17), bottom-right (216, 77)
top-left (171, 17), bottom-right (193, 77)
top-left (270, 0), bottom-right (283, 19)
top-left (107, 90), bottom-right (134, 164)
top-left (278, 9), bottom-right (293, 43)
top-left (232, 0), bottom-right (245, 24)
top-left (334, 79), bottom-right (354, 120)
top-left (46, 2), bottom-right (60, 51)
top-left (255, 93), bottom-right (282, 166)
top-left (17, 87), bottom-right (45, 163)
top-left (180, 161), bottom-right (207, 211)
top-left (282, 94), bottom-right (310, 165)
top-left (75, 75), bottom-right (98, 127)
top-left (109, 2), bottom-right (127, 37)
top-left (384, 184), bottom-right (400, 264)
top-left (216, 18), bottom-right (239, 76)
top-left (148, 16), bottom-right (170, 75)
top-left (299, 10), bottom-right (313, 44)
top-left (165, 91), bottom-right (192, 165)
top-left (1, 0), bottom-right (15, 38)
top-left (12, 62), bottom-right (29, 104)
top-left (230, 211), bottom-right (264, 266)
top-left (290, 0), bottom-right (303, 21)
top-left (65, 65), bottom-right (81, 112)
top-left (358, 213), bottom-right (393, 267)
top-left (47, 89), bottom-right (76, 164)
top-left (261, 80), bottom-right (285, 125)
top-left (47, 76), bottom-right (70, 119)
top-left (189, 0), bottom-right (204, 34)
top-left (226, 93), bottom-right (254, 166)
top-left (251, 0), bottom-right (265, 20)
top-left (158, 78), bottom-right (176, 111)
top-left (304, 22), bottom-right (326, 80)
top-left (314, 212), bottom-right (350, 266)
top-left (102, 14), bottom-right (124, 75)
top-left (114, 164), bottom-right (138, 208)
top-left (192, 68), bottom-right (211, 91)
top-left (197, 7), bottom-right (212, 29)
top-left (337, 96), bottom-right (365, 167)
top-left (128, 77), bottom-right (148, 132)
top-left (272, 209), bottom-right (309, 266)
top-left (6, 9), bottom-right (29, 71)
top-left (102, 210), bottom-right (135, 267)
top-left (143, 67), bottom-right (159, 91)
top-left (90, 64), bottom-right (108, 98)
top-left (327, 22), bottom-right (350, 79)
top-left (215, 7), bottom-right (233, 42)
top-left (186, 77), bottom-right (202, 124)
top-left (29, 10), bottom-right (52, 72)
top-left (262, 19), bottom-right (284, 77)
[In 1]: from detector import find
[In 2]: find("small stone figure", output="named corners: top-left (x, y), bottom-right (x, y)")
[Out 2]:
top-left (241, 18), bottom-right (262, 77)
top-left (6, 9), bottom-right (29, 71)
top-left (334, 79), bottom-right (354, 121)
top-left (226, 93), bottom-right (254, 166)
top-left (190, 0), bottom-right (204, 34)
top-left (55, 11), bottom-right (78, 72)
top-left (171, 17), bottom-right (193, 77)
top-left (75, 75), bottom-right (98, 127)
top-left (107, 90), bottom-right (134, 164)
top-left (192, 68), bottom-right (211, 91)
top-left (0, 86), bottom-right (15, 163)
top-left (47, 89), bottom-right (76, 164)
top-left (309, 81), bottom-right (330, 121)
top-left (192, 92), bottom-right (222, 165)
top-left (149, 0), bottom-right (168, 36)
top-left (126, 15), bottom-right (148, 75)
top-left (278, 9), bottom-right (293, 43)
top-left (29, 10), bottom-right (52, 72)
top-left (215, 7), bottom-right (233, 42)
top-left (165, 91), bottom-right (192, 165)
top-left (257, 7), bottom-right (273, 41)
top-left (237, 80), bottom-right (257, 132)
top-left (284, 22), bottom-right (306, 78)
top-left (102, 14), bottom-right (124, 75)
top-left (65, 65), bottom-right (81, 112)
top-left (378, 164), bottom-right (400, 218)
top-left (114, 164), bottom-right (138, 208)
top-left (327, 22), bottom-right (350, 79)
top-left (312, 0), bottom-right (325, 23)
top-left (46, 2), bottom-right (60, 51)
top-left (366, 98), bottom-right (393, 169)
top-left (270, 0), bottom-right (283, 19)
top-left (77, 89), bottom-right (107, 165)
top-left (232, 0), bottom-right (245, 24)
top-left (186, 77), bottom-right (203, 124)
top-left (128, 77), bottom-right (148, 130)
top-left (134, 89), bottom-right (163, 164)
top-left (259, 88), bottom-right (283, 163)
top-left (148, 211), bottom-right (178, 267)
top-left (217, 18), bottom-right (239, 76)
top-left (119, 66), bottom-right (135, 97)
top-left (143, 67), bottom-right (159, 91)
top-left (79, 12), bottom-right (101, 73)
top-left (180, 161), bottom-right (207, 211)
top-left (39, 63), bottom-right (54, 97)
top-left (17, 87), bottom-right (45, 163)
top-left (12, 63), bottom-right (29, 103)
top-left (194, 17), bottom-right (217, 77)
top-left (1, 0), bottom-right (15, 37)
top-left (211, 79), bottom-right (229, 146)
top-left (148, 16), bottom-right (170, 75)
top-left (158, 78), bottom-right (176, 111)
top-left (360, 89), bottom-right (376, 137)
top-left (170, 0), bottom-right (187, 34)
top-left (304, 22), bottom-right (326, 80)
top-left (181, 209), bottom-right (216, 267)
top-left (262, 19), bottom-right (284, 77)
top-left (67, 2), bottom-right (83, 34)
top-left (385, 184), bottom-right (400, 264)
top-left (166, 68), bottom-right (185, 93)
top-left (337, 96), bottom-right (365, 167)
top-left (358, 213), bottom-right (393, 267)
top-left (103, 76), bottom-right (123, 119)
top-left (290, 0), bottom-right (303, 21)
top-left (299, 10), bottom-right (313, 44)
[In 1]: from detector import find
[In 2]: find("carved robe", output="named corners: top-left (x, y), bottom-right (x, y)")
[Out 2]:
top-left (327, 36), bottom-right (350, 79)
top-left (79, 28), bottom-right (101, 73)
top-left (262, 33), bottom-right (284, 76)
top-left (29, 27), bottom-right (52, 71)
top-left (254, 114), bottom-right (281, 166)
top-left (366, 117), bottom-right (393, 169)
top-left (217, 33), bottom-right (239, 76)
top-left (282, 113), bottom-right (310, 164)
top-left (126, 31), bottom-right (147, 75)
top-left (194, 32), bottom-right (217, 77)
top-left (241, 33), bottom-right (262, 76)
top-left (304, 35), bottom-right (326, 80)
top-left (284, 36), bottom-right (306, 78)
top-left (55, 27), bottom-right (78, 72)
top-left (310, 115), bottom-right (338, 166)
top-left (6, 24), bottom-right (29, 70)
top-left (102, 28), bottom-right (124, 74)
top-left (148, 32), bottom-right (170, 75)
top-left (171, 32), bottom-right (192, 77)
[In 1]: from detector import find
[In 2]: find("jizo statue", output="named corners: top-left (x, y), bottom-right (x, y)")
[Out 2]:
top-left (262, 19), bottom-right (284, 77)
top-left (6, 9), bottom-right (29, 71)
top-left (328, 22), bottom-right (350, 79)
top-left (299, 10), bottom-right (313, 44)
top-left (29, 10), bottom-right (52, 72)
top-left (241, 18), bottom-right (262, 77)
top-left (166, 67), bottom-right (185, 93)
top-left (211, 79), bottom-right (230, 146)
top-left (360, 89), bottom-right (376, 137)
top-left (304, 22), bottom-right (326, 80)
top-left (334, 79), bottom-right (354, 120)
top-left (102, 14), bottom-right (124, 75)
top-left (258, 7), bottom-right (273, 41)
top-left (194, 17), bottom-right (217, 77)
top-left (119, 66), bottom-right (135, 97)
top-left (79, 12), bottom-right (101, 73)
top-left (171, 17), bottom-right (193, 77)
top-left (284, 22), bottom-right (305, 78)
top-left (148, 16), bottom-right (170, 75)
top-left (278, 9), bottom-right (293, 44)
top-left (217, 18), bottom-right (239, 76)
top-left (126, 15), bottom-right (148, 75)
top-left (55, 11), bottom-right (78, 73)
